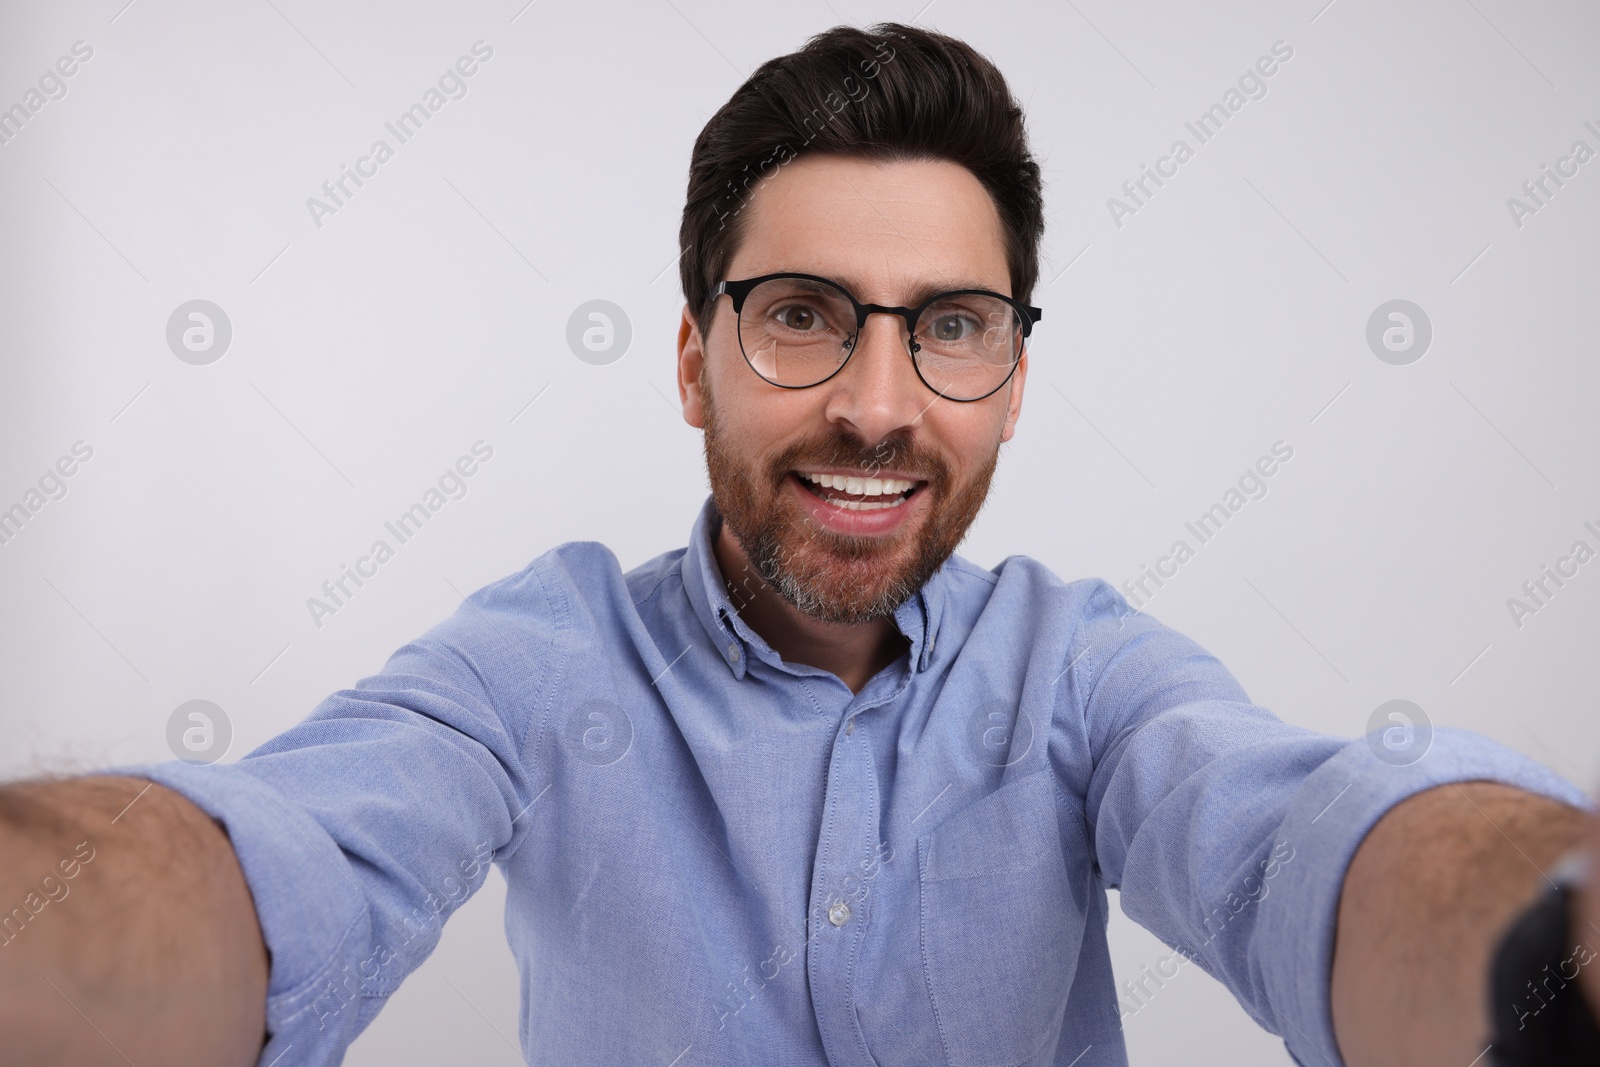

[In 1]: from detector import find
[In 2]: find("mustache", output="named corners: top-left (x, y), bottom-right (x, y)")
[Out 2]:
top-left (765, 430), bottom-right (948, 488)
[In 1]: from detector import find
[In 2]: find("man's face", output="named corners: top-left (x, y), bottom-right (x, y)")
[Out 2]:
top-left (677, 154), bottom-right (1028, 625)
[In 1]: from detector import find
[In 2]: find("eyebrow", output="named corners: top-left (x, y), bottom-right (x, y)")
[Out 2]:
top-left (828, 275), bottom-right (1008, 305)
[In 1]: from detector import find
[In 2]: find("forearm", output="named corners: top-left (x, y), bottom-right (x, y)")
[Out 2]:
top-left (1330, 780), bottom-right (1593, 1067)
top-left (0, 776), bottom-right (268, 1067)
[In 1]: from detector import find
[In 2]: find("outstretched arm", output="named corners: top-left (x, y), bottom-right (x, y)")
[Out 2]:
top-left (0, 775), bottom-right (268, 1067)
top-left (1067, 582), bottom-right (1592, 1065)
top-left (1330, 780), bottom-right (1593, 1067)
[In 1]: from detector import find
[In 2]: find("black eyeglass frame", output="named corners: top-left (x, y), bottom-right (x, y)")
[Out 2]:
top-left (712, 272), bottom-right (1043, 403)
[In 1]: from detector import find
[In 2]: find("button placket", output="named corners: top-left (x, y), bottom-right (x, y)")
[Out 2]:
top-left (806, 694), bottom-right (886, 1066)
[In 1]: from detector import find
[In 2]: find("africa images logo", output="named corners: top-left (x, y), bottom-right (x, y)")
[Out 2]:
top-left (305, 41), bottom-right (495, 229)
top-left (1106, 39), bottom-right (1294, 228)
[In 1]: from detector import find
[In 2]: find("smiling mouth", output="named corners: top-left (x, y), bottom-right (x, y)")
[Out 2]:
top-left (792, 470), bottom-right (924, 511)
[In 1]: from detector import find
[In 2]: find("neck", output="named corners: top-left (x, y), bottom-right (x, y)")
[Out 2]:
top-left (712, 522), bottom-right (908, 695)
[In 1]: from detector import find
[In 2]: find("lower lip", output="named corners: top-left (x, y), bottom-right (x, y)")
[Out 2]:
top-left (787, 473), bottom-right (925, 536)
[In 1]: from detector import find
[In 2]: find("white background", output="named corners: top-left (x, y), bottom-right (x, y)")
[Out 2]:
top-left (2, 1), bottom-right (1598, 1064)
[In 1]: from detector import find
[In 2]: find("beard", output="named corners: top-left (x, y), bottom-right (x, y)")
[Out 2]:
top-left (701, 380), bottom-right (1001, 625)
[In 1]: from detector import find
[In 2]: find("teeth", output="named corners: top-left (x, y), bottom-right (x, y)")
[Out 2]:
top-left (827, 496), bottom-right (907, 511)
top-left (799, 472), bottom-right (915, 496)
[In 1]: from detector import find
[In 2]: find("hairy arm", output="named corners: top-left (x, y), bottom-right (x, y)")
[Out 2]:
top-left (1330, 780), bottom-right (1594, 1067)
top-left (0, 775), bottom-right (268, 1066)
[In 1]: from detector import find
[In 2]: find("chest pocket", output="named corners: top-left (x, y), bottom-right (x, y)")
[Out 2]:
top-left (917, 769), bottom-right (1081, 1067)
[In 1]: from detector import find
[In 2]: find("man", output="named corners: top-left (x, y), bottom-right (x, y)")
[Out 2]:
top-left (1, 22), bottom-right (1596, 1067)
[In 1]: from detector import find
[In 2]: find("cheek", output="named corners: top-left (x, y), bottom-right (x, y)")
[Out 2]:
top-left (708, 394), bottom-right (805, 477)
top-left (711, 361), bottom-right (820, 440)
top-left (938, 411), bottom-right (1007, 472)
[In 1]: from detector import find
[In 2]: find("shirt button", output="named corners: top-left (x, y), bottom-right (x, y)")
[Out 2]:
top-left (828, 901), bottom-right (851, 926)
top-left (845, 717), bottom-right (856, 736)
top-left (726, 642), bottom-right (740, 663)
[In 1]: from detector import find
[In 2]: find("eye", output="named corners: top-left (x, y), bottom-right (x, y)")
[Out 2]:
top-left (928, 313), bottom-right (978, 342)
top-left (780, 305), bottom-right (816, 330)
top-left (772, 303), bottom-right (830, 332)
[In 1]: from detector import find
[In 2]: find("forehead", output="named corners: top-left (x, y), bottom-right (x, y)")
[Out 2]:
top-left (729, 154), bottom-right (1012, 299)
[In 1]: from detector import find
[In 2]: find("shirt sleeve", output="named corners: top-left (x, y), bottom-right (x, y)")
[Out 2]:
top-left (1068, 582), bottom-right (1591, 1067)
top-left (93, 558), bottom-right (565, 1067)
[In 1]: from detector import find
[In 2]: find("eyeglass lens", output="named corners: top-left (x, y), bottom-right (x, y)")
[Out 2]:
top-left (735, 277), bottom-right (1021, 401)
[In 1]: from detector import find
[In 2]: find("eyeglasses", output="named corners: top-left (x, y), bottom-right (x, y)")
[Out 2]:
top-left (712, 272), bottom-right (1042, 403)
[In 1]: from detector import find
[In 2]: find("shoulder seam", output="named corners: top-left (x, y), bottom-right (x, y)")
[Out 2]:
top-left (519, 552), bottom-right (570, 767)
top-left (633, 562), bottom-right (685, 612)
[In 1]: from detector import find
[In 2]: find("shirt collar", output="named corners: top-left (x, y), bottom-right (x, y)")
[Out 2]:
top-left (682, 494), bottom-right (948, 680)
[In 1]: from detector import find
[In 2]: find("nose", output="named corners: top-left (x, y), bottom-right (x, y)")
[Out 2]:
top-left (820, 312), bottom-right (927, 443)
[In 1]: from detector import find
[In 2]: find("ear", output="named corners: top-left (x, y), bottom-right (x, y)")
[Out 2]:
top-left (999, 348), bottom-right (1027, 443)
top-left (677, 304), bottom-right (708, 429)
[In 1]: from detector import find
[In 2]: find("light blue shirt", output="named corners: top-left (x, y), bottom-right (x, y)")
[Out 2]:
top-left (116, 496), bottom-right (1585, 1067)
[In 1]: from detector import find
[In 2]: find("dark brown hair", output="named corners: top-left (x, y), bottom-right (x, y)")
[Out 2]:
top-left (678, 22), bottom-right (1045, 337)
